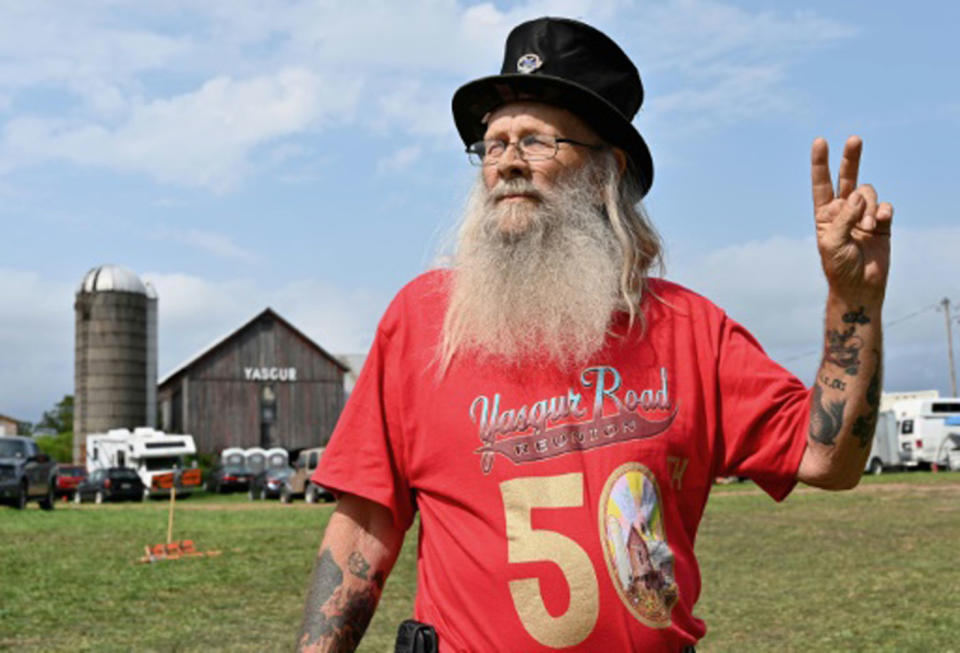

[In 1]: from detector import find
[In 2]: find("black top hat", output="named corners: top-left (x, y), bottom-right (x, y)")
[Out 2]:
top-left (452, 17), bottom-right (654, 197)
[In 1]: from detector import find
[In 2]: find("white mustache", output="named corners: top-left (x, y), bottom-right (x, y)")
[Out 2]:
top-left (488, 179), bottom-right (544, 203)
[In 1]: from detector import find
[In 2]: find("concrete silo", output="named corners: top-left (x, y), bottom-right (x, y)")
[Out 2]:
top-left (145, 282), bottom-right (158, 428)
top-left (73, 265), bottom-right (158, 463)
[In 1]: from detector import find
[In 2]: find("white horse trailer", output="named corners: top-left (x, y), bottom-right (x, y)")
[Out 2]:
top-left (863, 411), bottom-right (898, 474)
top-left (893, 397), bottom-right (960, 467)
top-left (86, 427), bottom-right (198, 497)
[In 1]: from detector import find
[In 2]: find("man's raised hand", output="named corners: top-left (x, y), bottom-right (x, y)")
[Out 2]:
top-left (811, 136), bottom-right (893, 303)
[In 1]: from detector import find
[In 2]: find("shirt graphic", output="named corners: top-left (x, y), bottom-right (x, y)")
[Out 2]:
top-left (599, 462), bottom-right (678, 627)
top-left (471, 365), bottom-right (678, 473)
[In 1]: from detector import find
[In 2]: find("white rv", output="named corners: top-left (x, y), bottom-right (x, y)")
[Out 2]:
top-left (892, 397), bottom-right (960, 468)
top-left (86, 427), bottom-right (199, 497)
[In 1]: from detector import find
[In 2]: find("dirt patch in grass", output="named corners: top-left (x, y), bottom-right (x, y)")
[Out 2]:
top-left (712, 476), bottom-right (960, 498)
top-left (175, 501), bottom-right (334, 511)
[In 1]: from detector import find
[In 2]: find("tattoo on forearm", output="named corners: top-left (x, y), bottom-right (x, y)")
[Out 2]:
top-left (347, 551), bottom-right (370, 580)
top-left (809, 384), bottom-right (846, 446)
top-left (819, 374), bottom-right (847, 391)
top-left (866, 353), bottom-right (881, 407)
top-left (842, 306), bottom-right (870, 325)
top-left (298, 548), bottom-right (380, 652)
top-left (850, 351), bottom-right (883, 449)
top-left (851, 415), bottom-right (873, 448)
top-left (825, 326), bottom-right (863, 375)
top-left (824, 306), bottom-right (871, 375)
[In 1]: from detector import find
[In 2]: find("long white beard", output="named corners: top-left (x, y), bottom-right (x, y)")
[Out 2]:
top-left (442, 165), bottom-right (622, 369)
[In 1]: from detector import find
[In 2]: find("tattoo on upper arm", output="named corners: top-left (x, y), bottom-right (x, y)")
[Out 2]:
top-left (298, 548), bottom-right (380, 652)
top-left (809, 383), bottom-right (846, 446)
top-left (824, 306), bottom-right (871, 376)
top-left (347, 551), bottom-right (370, 580)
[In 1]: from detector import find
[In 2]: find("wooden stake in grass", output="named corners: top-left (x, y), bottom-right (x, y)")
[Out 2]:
top-left (167, 484), bottom-right (176, 545)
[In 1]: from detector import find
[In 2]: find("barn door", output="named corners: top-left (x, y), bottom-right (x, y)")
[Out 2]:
top-left (260, 384), bottom-right (276, 448)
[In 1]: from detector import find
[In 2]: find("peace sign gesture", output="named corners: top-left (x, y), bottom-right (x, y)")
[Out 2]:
top-left (811, 136), bottom-right (893, 303)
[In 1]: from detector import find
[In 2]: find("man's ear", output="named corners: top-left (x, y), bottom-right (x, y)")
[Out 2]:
top-left (612, 147), bottom-right (627, 177)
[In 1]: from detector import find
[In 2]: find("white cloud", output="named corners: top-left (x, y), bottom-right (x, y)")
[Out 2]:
top-left (628, 1), bottom-right (856, 131)
top-left (1, 69), bottom-right (360, 190)
top-left (150, 226), bottom-right (261, 263)
top-left (651, 63), bottom-right (792, 131)
top-left (669, 226), bottom-right (960, 389)
top-left (0, 1), bottom-right (858, 188)
top-left (376, 145), bottom-right (422, 175)
top-left (141, 272), bottom-right (389, 379)
top-left (0, 269), bottom-right (75, 424)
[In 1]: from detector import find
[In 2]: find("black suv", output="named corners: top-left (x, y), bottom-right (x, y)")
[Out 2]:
top-left (205, 464), bottom-right (254, 494)
top-left (74, 467), bottom-right (144, 503)
top-left (0, 436), bottom-right (57, 510)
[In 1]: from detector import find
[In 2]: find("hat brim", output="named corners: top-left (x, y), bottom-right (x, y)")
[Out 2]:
top-left (452, 73), bottom-right (653, 197)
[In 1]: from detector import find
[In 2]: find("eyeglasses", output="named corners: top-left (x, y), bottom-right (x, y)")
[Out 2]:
top-left (466, 133), bottom-right (603, 166)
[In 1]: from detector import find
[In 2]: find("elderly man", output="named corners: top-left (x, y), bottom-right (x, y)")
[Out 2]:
top-left (298, 17), bottom-right (892, 652)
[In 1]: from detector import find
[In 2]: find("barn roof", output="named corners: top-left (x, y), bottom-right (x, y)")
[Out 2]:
top-left (158, 308), bottom-right (349, 387)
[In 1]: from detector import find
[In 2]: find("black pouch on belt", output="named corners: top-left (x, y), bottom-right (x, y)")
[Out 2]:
top-left (394, 619), bottom-right (438, 653)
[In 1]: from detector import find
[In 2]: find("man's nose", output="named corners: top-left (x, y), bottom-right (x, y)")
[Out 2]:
top-left (495, 142), bottom-right (530, 179)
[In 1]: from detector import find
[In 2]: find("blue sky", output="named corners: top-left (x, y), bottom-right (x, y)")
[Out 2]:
top-left (2, 0), bottom-right (959, 424)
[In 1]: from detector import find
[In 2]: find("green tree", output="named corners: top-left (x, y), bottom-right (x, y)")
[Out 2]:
top-left (35, 431), bottom-right (73, 463)
top-left (37, 395), bottom-right (73, 434)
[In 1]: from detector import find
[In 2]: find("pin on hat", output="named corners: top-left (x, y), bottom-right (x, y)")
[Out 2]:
top-left (452, 17), bottom-right (654, 196)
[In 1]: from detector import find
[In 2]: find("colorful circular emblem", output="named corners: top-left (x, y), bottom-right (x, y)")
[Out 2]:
top-left (516, 53), bottom-right (543, 74)
top-left (598, 462), bottom-right (678, 628)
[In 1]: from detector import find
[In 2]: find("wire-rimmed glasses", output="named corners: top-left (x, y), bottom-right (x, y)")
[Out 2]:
top-left (466, 133), bottom-right (603, 166)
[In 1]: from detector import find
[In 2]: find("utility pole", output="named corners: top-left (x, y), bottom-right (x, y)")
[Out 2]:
top-left (942, 298), bottom-right (958, 397)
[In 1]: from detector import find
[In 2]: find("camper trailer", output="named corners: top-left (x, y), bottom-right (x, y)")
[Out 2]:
top-left (86, 427), bottom-right (199, 497)
top-left (892, 397), bottom-right (960, 468)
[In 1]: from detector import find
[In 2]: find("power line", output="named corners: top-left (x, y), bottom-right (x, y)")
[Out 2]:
top-left (885, 302), bottom-right (941, 328)
top-left (780, 301), bottom-right (944, 364)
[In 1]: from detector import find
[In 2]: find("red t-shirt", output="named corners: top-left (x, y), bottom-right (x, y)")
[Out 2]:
top-left (314, 270), bottom-right (810, 651)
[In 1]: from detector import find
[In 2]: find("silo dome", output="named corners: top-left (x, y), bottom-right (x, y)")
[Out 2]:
top-left (79, 264), bottom-right (148, 295)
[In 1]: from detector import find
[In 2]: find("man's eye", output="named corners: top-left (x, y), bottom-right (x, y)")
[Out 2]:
top-left (522, 135), bottom-right (553, 152)
top-left (485, 141), bottom-right (505, 155)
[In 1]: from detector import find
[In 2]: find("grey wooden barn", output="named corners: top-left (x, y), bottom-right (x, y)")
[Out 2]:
top-left (157, 308), bottom-right (348, 455)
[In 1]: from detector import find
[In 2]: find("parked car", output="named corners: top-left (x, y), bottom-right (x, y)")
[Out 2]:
top-left (248, 466), bottom-right (295, 500)
top-left (56, 465), bottom-right (87, 499)
top-left (279, 447), bottom-right (331, 504)
top-left (0, 436), bottom-right (57, 510)
top-left (205, 464), bottom-right (254, 494)
top-left (74, 467), bottom-right (144, 504)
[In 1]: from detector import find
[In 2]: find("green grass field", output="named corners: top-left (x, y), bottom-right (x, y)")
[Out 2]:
top-left (1, 472), bottom-right (958, 652)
